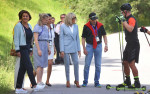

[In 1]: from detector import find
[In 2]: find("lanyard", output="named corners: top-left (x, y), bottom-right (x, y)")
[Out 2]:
top-left (39, 26), bottom-right (44, 37)
top-left (92, 26), bottom-right (98, 36)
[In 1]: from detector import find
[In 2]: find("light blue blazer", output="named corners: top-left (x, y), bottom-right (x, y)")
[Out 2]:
top-left (59, 24), bottom-right (81, 53)
top-left (14, 22), bottom-right (32, 51)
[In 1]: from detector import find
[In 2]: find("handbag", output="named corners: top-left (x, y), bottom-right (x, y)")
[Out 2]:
top-left (10, 37), bottom-right (17, 56)
top-left (10, 49), bottom-right (17, 56)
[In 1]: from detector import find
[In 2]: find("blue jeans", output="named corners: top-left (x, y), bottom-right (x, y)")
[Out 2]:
top-left (83, 43), bottom-right (102, 85)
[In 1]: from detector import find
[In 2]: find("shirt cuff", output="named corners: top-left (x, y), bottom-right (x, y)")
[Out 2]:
top-left (16, 50), bottom-right (20, 53)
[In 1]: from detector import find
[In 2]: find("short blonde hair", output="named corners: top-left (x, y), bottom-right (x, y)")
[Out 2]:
top-left (64, 13), bottom-right (76, 26)
top-left (37, 13), bottom-right (49, 26)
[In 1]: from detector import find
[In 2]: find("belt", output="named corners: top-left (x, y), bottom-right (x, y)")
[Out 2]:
top-left (86, 41), bottom-right (102, 45)
top-left (97, 41), bottom-right (102, 44)
top-left (38, 39), bottom-right (48, 42)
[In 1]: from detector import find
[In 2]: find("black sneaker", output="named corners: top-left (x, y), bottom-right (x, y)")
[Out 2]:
top-left (128, 78), bottom-right (141, 88)
top-left (117, 76), bottom-right (131, 87)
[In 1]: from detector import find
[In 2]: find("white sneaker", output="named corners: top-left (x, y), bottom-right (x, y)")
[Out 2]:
top-left (38, 82), bottom-right (46, 88)
top-left (33, 83), bottom-right (45, 91)
top-left (39, 82), bottom-right (45, 86)
top-left (15, 88), bottom-right (28, 94)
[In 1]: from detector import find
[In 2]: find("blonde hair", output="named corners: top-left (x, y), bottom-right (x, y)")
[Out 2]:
top-left (64, 13), bottom-right (76, 26)
top-left (37, 13), bottom-right (49, 26)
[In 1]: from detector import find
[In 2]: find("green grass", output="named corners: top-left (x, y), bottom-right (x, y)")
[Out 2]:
top-left (0, 0), bottom-right (85, 93)
top-left (0, 67), bottom-right (15, 94)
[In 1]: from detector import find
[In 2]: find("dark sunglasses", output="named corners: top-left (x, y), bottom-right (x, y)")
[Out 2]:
top-left (60, 17), bottom-right (65, 19)
top-left (72, 17), bottom-right (76, 19)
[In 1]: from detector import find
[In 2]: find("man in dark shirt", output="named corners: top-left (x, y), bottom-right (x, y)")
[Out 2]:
top-left (55, 14), bottom-right (66, 64)
top-left (116, 3), bottom-right (141, 88)
top-left (82, 12), bottom-right (108, 87)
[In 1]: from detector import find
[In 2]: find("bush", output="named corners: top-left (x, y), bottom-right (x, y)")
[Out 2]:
top-left (0, 66), bottom-right (14, 94)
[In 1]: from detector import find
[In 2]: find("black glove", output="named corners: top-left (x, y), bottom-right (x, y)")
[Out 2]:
top-left (116, 15), bottom-right (126, 24)
top-left (140, 26), bottom-right (148, 33)
top-left (116, 16), bottom-right (121, 24)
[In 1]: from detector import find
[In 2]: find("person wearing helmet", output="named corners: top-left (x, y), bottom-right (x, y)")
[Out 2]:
top-left (116, 3), bottom-right (141, 88)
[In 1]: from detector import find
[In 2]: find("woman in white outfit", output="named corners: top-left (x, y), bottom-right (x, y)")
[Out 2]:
top-left (46, 14), bottom-right (56, 86)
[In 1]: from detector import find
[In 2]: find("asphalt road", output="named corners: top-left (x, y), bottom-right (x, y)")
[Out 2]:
top-left (13, 31), bottom-right (150, 94)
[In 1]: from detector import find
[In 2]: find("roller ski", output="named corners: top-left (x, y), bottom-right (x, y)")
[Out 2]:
top-left (116, 75), bottom-right (146, 91)
top-left (134, 90), bottom-right (150, 94)
top-left (106, 84), bottom-right (116, 90)
top-left (106, 76), bottom-right (131, 90)
top-left (134, 91), bottom-right (145, 94)
top-left (116, 86), bottom-right (146, 91)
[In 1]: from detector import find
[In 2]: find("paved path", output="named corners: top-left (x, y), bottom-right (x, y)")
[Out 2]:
top-left (15, 31), bottom-right (150, 94)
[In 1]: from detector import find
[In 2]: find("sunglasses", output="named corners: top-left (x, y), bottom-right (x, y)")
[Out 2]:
top-left (72, 17), bottom-right (76, 20)
top-left (60, 17), bottom-right (65, 19)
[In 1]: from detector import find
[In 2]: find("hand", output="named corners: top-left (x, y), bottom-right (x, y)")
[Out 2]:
top-left (48, 49), bottom-right (51, 55)
top-left (30, 51), bottom-right (33, 56)
top-left (104, 45), bottom-right (108, 52)
top-left (116, 16), bottom-right (121, 24)
top-left (38, 50), bottom-right (42, 56)
top-left (116, 15), bottom-right (126, 24)
top-left (78, 51), bottom-right (81, 58)
top-left (61, 52), bottom-right (64, 58)
top-left (140, 26), bottom-right (148, 33)
top-left (83, 48), bottom-right (88, 55)
top-left (17, 52), bottom-right (21, 57)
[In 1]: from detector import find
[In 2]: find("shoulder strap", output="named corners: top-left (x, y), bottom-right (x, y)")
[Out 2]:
top-left (38, 26), bottom-right (44, 37)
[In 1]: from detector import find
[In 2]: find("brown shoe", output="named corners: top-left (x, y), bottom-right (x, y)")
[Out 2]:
top-left (66, 81), bottom-right (70, 88)
top-left (74, 81), bottom-right (80, 88)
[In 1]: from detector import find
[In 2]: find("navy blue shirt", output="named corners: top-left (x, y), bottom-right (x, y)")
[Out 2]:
top-left (23, 26), bottom-right (33, 45)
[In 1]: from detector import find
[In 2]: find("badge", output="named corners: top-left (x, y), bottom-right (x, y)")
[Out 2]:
top-left (49, 41), bottom-right (52, 46)
top-left (96, 36), bottom-right (99, 42)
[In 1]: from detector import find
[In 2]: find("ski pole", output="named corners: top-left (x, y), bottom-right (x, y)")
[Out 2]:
top-left (118, 22), bottom-right (125, 91)
top-left (121, 23), bottom-right (125, 91)
top-left (118, 24), bottom-right (123, 60)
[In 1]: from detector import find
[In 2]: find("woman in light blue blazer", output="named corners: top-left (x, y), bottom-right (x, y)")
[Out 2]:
top-left (59, 13), bottom-right (81, 88)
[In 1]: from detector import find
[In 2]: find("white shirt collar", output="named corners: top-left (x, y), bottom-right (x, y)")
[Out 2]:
top-left (69, 25), bottom-right (74, 33)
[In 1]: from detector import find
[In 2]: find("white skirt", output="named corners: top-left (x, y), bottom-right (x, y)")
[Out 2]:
top-left (48, 45), bottom-right (54, 60)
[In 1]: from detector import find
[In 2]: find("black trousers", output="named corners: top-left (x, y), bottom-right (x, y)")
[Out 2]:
top-left (54, 33), bottom-right (61, 61)
top-left (16, 46), bottom-right (36, 88)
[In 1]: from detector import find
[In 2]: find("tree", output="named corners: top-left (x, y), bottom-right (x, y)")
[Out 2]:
top-left (61, 0), bottom-right (150, 32)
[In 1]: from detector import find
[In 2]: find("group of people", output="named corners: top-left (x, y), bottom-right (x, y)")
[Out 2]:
top-left (13, 3), bottom-right (149, 94)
